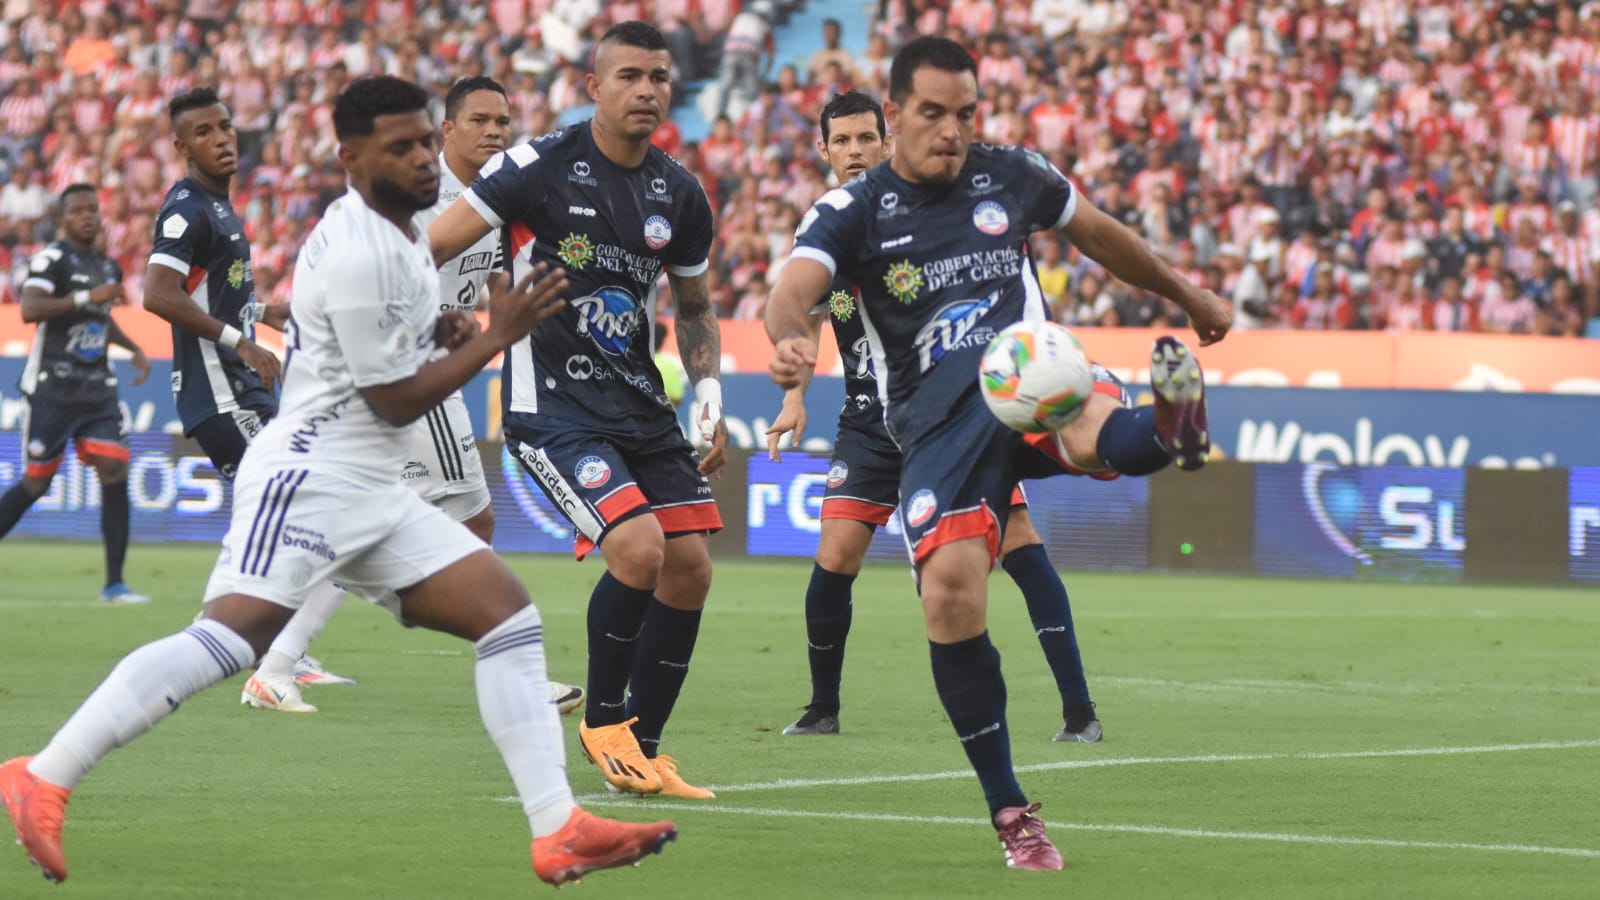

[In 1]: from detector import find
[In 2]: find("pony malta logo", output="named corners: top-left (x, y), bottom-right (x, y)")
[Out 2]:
top-left (884, 259), bottom-right (923, 304)
top-left (557, 233), bottom-right (596, 270)
top-left (573, 286), bottom-right (641, 356)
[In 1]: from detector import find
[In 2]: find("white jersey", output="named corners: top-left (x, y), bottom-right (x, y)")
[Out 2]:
top-left (244, 187), bottom-right (440, 489)
top-left (416, 153), bottom-right (502, 313)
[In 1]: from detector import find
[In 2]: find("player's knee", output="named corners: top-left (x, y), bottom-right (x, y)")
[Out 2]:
top-left (92, 457), bottom-right (129, 485)
top-left (601, 520), bottom-right (667, 587)
top-left (658, 541), bottom-right (713, 607)
top-left (815, 521), bottom-right (870, 575)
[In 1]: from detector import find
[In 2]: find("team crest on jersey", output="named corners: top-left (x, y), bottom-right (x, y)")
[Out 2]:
top-left (557, 233), bottom-right (596, 270)
top-left (643, 215), bottom-right (672, 250)
top-left (227, 259), bottom-right (247, 288)
top-left (573, 286), bottom-right (640, 356)
top-left (575, 455), bottom-right (611, 489)
top-left (826, 460), bottom-right (848, 488)
top-left (884, 260), bottom-right (924, 304)
top-left (906, 489), bottom-right (938, 528)
top-left (972, 201), bottom-right (1009, 235)
top-left (827, 290), bottom-right (855, 321)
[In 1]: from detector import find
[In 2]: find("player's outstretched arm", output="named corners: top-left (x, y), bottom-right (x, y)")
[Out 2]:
top-left (765, 257), bottom-right (832, 389)
top-left (144, 262), bottom-right (282, 391)
top-left (427, 197), bottom-right (495, 267)
top-left (1062, 201), bottom-right (1233, 345)
top-left (765, 310), bottom-right (823, 461)
top-left (358, 263), bottom-right (567, 427)
top-left (670, 270), bottom-right (730, 476)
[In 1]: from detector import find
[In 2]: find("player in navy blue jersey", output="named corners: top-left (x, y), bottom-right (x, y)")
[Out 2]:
top-left (767, 38), bottom-right (1230, 871)
top-left (0, 184), bottom-right (152, 604)
top-left (144, 88), bottom-right (283, 472)
top-left (429, 22), bottom-right (726, 800)
top-left (765, 90), bottom-right (1104, 743)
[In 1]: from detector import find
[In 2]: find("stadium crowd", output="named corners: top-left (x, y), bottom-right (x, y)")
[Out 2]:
top-left (1, 0), bottom-right (1598, 337)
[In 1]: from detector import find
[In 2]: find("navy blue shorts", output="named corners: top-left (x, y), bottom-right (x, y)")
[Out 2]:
top-left (896, 367), bottom-right (1131, 565)
top-left (189, 405), bottom-right (274, 483)
top-left (22, 387), bottom-right (126, 478)
top-left (505, 413), bottom-right (722, 560)
top-left (821, 418), bottom-right (902, 526)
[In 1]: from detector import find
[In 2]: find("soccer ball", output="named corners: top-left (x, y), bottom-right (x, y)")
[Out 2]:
top-left (978, 320), bottom-right (1094, 433)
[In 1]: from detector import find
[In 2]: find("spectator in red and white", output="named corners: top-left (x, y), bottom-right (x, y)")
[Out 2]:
top-left (1365, 219), bottom-right (1409, 273)
top-left (1291, 266), bottom-right (1358, 331)
top-left (1480, 271), bottom-right (1539, 334)
top-left (1245, 207), bottom-right (1285, 282)
top-left (1226, 176), bottom-right (1275, 252)
top-left (1433, 272), bottom-right (1483, 333)
top-left (1543, 201), bottom-right (1594, 292)
top-left (1507, 218), bottom-right (1546, 281)
top-left (1284, 227), bottom-right (1321, 290)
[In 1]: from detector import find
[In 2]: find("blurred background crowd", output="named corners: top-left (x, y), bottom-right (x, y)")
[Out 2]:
top-left (1, 0), bottom-right (1599, 337)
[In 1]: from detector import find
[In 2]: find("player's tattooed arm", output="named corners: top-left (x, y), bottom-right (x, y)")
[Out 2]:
top-left (667, 271), bottom-right (720, 383)
top-left (106, 315), bottom-right (151, 386)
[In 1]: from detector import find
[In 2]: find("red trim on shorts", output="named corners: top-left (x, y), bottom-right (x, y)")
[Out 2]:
top-left (1092, 380), bottom-right (1124, 400)
top-left (510, 222), bottom-right (535, 256)
top-left (821, 496), bottom-right (895, 526)
top-left (185, 266), bottom-right (208, 294)
top-left (912, 504), bottom-right (1001, 567)
top-left (656, 500), bottom-right (723, 535)
top-left (1008, 486), bottom-right (1026, 508)
top-left (25, 459), bottom-right (61, 479)
top-left (76, 439), bottom-right (129, 463)
top-left (596, 485), bottom-right (649, 523)
top-left (1023, 431), bottom-right (1120, 482)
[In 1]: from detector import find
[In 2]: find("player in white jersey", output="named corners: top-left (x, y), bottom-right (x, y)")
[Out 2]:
top-left (1, 77), bottom-right (678, 889)
top-left (243, 77), bottom-right (585, 716)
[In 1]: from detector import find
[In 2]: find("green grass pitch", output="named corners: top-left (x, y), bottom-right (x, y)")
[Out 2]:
top-left (1, 542), bottom-right (1597, 899)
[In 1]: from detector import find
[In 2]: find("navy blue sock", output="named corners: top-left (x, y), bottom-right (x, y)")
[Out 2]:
top-left (1095, 406), bottom-right (1171, 476)
top-left (585, 571), bottom-right (654, 727)
top-left (1001, 544), bottom-right (1091, 712)
top-left (804, 564), bottom-right (855, 711)
top-left (0, 482), bottom-right (37, 540)
top-left (929, 633), bottom-right (1025, 815)
top-left (625, 599), bottom-right (702, 757)
top-left (101, 480), bottom-right (130, 587)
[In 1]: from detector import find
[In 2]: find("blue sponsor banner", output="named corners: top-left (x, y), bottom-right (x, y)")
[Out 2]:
top-left (1255, 464), bottom-right (1466, 581)
top-left (1570, 468), bottom-right (1600, 581)
top-left (744, 452), bottom-right (1150, 570)
top-left (709, 375), bottom-right (1600, 470)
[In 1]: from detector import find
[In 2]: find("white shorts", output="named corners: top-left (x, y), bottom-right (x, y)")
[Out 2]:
top-left (402, 390), bottom-right (490, 518)
top-left (204, 466), bottom-right (486, 618)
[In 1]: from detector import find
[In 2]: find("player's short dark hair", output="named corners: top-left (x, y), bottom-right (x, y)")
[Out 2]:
top-left (888, 36), bottom-right (977, 103)
top-left (333, 75), bottom-right (431, 140)
top-left (444, 76), bottom-right (507, 122)
top-left (168, 86), bottom-right (224, 124)
top-left (59, 183), bottom-right (96, 204)
top-left (819, 90), bottom-right (885, 142)
top-left (599, 20), bottom-right (668, 55)
top-left (823, 17), bottom-right (841, 30)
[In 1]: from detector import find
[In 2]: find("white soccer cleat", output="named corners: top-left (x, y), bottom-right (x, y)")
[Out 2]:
top-left (293, 655), bottom-right (357, 686)
top-left (550, 681), bottom-right (585, 716)
top-left (241, 672), bottom-right (318, 713)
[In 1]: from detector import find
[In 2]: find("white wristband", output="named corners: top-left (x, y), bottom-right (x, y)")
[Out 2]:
top-left (691, 377), bottom-right (722, 408)
top-left (217, 325), bottom-right (243, 350)
top-left (73, 290), bottom-right (90, 308)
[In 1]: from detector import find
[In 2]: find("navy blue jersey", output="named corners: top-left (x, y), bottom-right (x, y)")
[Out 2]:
top-left (18, 240), bottom-right (122, 402)
top-left (148, 178), bottom-right (276, 432)
top-left (464, 122), bottom-right (714, 435)
top-left (814, 276), bottom-right (884, 435)
top-left (791, 145), bottom-right (1076, 446)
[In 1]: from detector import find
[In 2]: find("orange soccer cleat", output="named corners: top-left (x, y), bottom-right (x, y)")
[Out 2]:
top-left (577, 717), bottom-right (662, 795)
top-left (531, 807), bottom-right (677, 886)
top-left (0, 756), bottom-right (73, 883)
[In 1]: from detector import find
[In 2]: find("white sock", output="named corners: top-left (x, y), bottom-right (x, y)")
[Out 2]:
top-left (256, 581), bottom-right (345, 678)
top-left (28, 620), bottom-right (254, 789)
top-left (473, 604), bottom-right (575, 838)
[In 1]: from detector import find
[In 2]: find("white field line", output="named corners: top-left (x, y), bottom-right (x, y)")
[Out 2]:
top-left (688, 739), bottom-right (1600, 794)
top-left (1096, 675), bottom-right (1600, 697)
top-left (570, 801), bottom-right (1600, 860)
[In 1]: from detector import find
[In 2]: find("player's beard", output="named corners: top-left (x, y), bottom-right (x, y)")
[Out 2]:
top-left (371, 175), bottom-right (439, 214)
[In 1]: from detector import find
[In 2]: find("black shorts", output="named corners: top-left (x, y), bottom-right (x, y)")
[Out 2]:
top-left (505, 412), bottom-right (722, 560)
top-left (22, 389), bottom-right (126, 478)
top-left (189, 406), bottom-right (273, 483)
